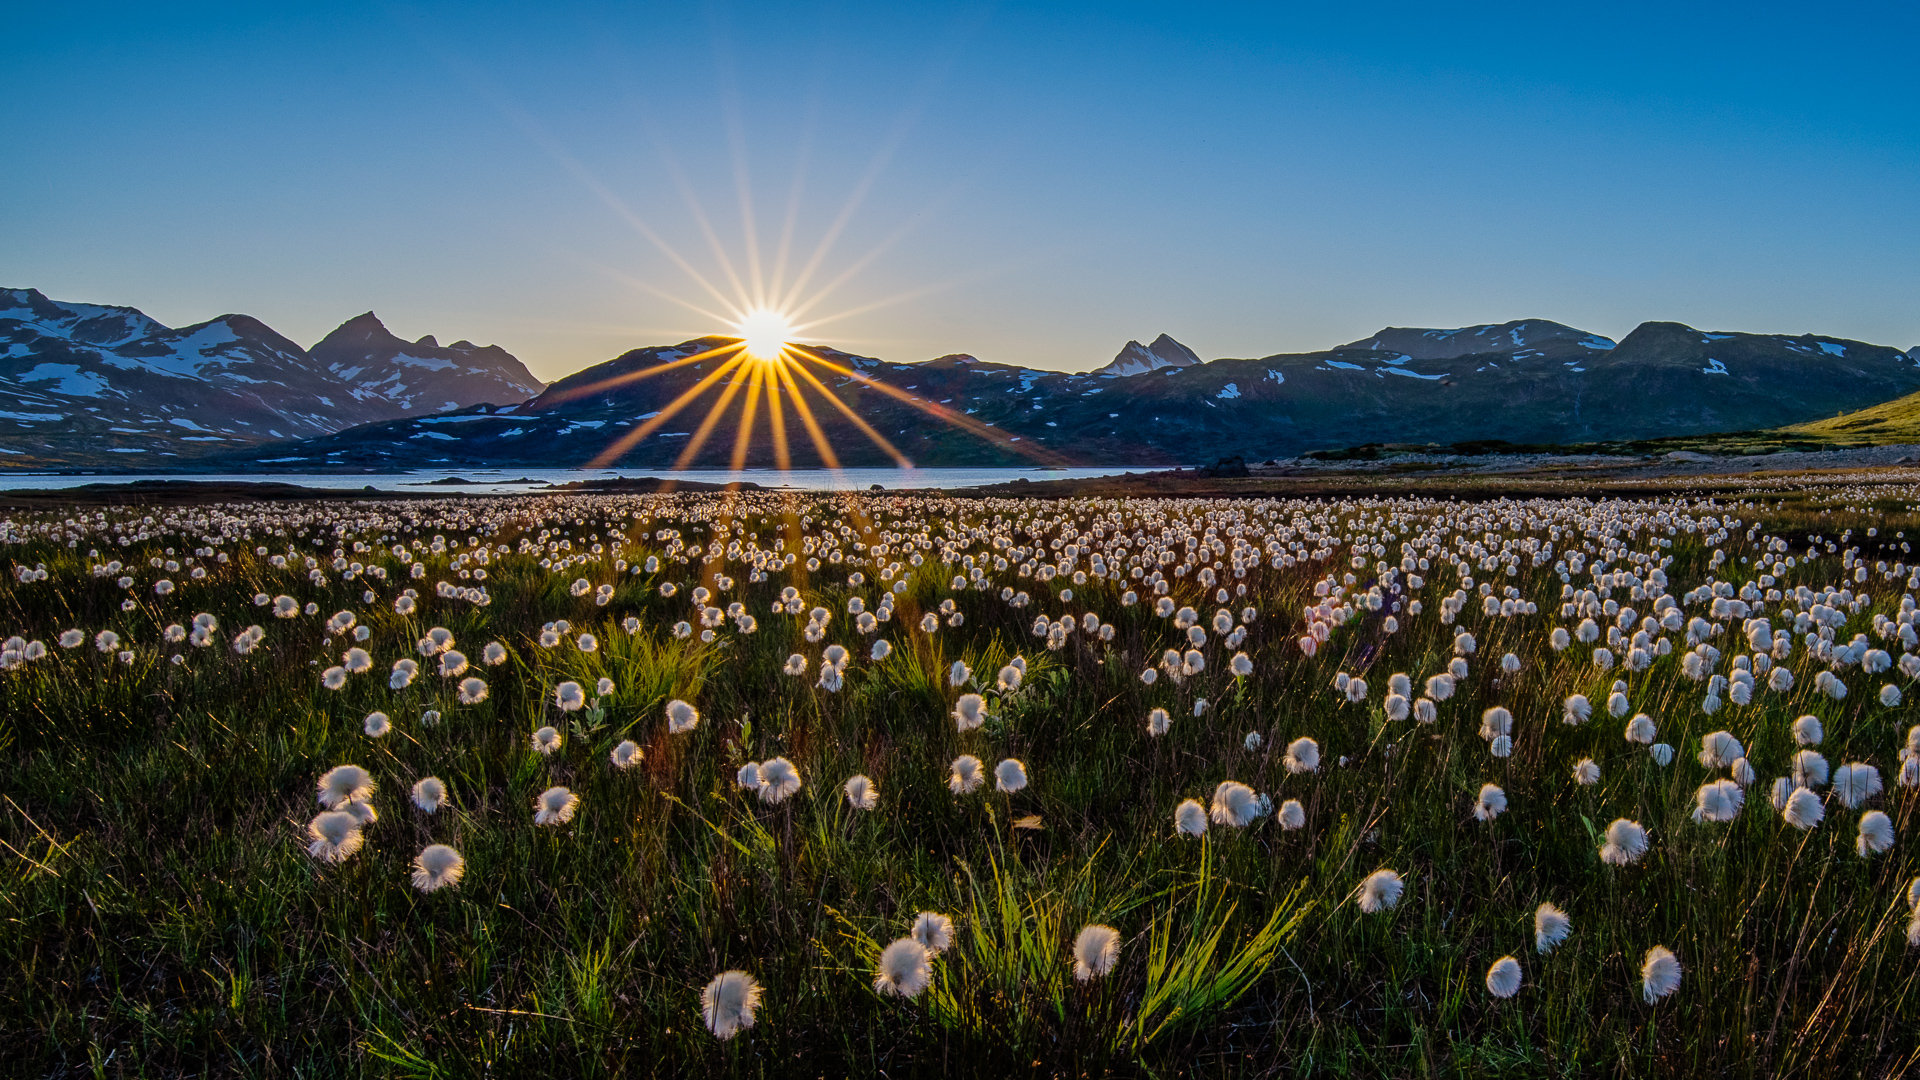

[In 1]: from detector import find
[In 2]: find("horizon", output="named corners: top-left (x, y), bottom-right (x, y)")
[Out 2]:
top-left (9, 284), bottom-right (1915, 386)
top-left (5, 2), bottom-right (1917, 381)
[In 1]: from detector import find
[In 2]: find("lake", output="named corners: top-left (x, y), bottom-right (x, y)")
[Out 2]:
top-left (0, 466), bottom-right (1148, 495)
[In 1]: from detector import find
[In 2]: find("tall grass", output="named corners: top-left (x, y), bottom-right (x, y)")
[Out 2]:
top-left (0, 490), bottom-right (1914, 1076)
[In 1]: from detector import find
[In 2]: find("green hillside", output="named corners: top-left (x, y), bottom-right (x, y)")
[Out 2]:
top-left (1779, 390), bottom-right (1920, 445)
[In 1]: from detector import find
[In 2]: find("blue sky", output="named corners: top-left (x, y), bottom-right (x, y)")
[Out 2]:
top-left (4, 1), bottom-right (1916, 379)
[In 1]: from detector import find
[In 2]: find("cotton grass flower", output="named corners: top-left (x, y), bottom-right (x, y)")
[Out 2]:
top-left (1485, 956), bottom-right (1522, 998)
top-left (1071, 924), bottom-right (1121, 980)
top-left (553, 681), bottom-right (585, 712)
top-left (666, 699), bottom-right (700, 733)
top-left (1782, 786), bottom-right (1824, 830)
top-left (1572, 758), bottom-right (1601, 785)
top-left (321, 666), bottom-right (348, 691)
top-left (363, 711), bottom-right (392, 738)
top-left (1857, 810), bottom-right (1895, 855)
top-left (457, 677), bottom-right (488, 704)
top-left (1793, 750), bottom-right (1829, 789)
top-left (534, 785), bottom-right (579, 825)
top-left (1210, 781), bottom-right (1262, 826)
top-left (1698, 730), bottom-right (1744, 768)
top-left (873, 938), bottom-right (932, 998)
top-left (1534, 902), bottom-right (1572, 953)
top-left (1273, 798), bottom-right (1304, 829)
top-left (757, 758), bottom-right (802, 804)
top-left (953, 693), bottom-right (987, 732)
top-left (306, 811), bottom-right (364, 863)
top-left (1624, 714), bottom-right (1656, 744)
top-left (1146, 707), bottom-right (1171, 736)
top-left (1283, 737), bottom-right (1320, 774)
top-left (1175, 798), bottom-right (1208, 836)
top-left (1599, 819), bottom-right (1649, 865)
top-left (318, 764), bottom-right (375, 808)
top-left (1562, 695), bottom-right (1591, 725)
top-left (532, 726), bottom-right (562, 754)
top-left (484, 641), bottom-right (508, 665)
top-left (1357, 869), bottom-right (1404, 913)
top-left (700, 970), bottom-right (761, 1040)
top-left (410, 844), bottom-right (465, 892)
top-left (610, 739), bottom-right (642, 769)
top-left (1474, 783), bottom-right (1508, 822)
top-left (1640, 946), bottom-right (1682, 1003)
top-left (1832, 762), bottom-right (1882, 808)
top-left (911, 912), bottom-right (954, 956)
top-left (843, 774), bottom-right (878, 810)
top-left (1691, 779), bottom-right (1745, 823)
top-left (949, 755), bottom-right (985, 794)
top-left (994, 758), bottom-right (1029, 794)
top-left (411, 776), bottom-right (447, 812)
top-left (1792, 715), bottom-right (1823, 746)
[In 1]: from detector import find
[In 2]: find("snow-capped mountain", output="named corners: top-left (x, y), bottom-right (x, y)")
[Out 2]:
top-left (309, 312), bottom-right (543, 417)
top-left (1095, 334), bottom-right (1201, 377)
top-left (0, 289), bottom-right (542, 466)
top-left (209, 319), bottom-right (1920, 471)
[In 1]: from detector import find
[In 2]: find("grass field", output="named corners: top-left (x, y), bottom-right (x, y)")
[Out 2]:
top-left (2, 487), bottom-right (1918, 1077)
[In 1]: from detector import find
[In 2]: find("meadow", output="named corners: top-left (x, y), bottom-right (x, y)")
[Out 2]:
top-left (2, 485), bottom-right (1918, 1077)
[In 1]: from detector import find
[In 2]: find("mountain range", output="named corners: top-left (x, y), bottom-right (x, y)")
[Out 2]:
top-left (203, 318), bottom-right (1920, 472)
top-left (5, 288), bottom-right (1920, 470)
top-left (0, 289), bottom-right (542, 466)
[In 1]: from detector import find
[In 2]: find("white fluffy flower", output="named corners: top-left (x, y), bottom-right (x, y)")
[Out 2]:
top-left (1534, 902), bottom-right (1572, 953)
top-left (1357, 869), bottom-right (1404, 914)
top-left (1640, 946), bottom-right (1682, 1003)
top-left (1599, 818), bottom-right (1649, 865)
top-left (1071, 924), bottom-right (1121, 981)
top-left (1485, 956), bottom-right (1522, 998)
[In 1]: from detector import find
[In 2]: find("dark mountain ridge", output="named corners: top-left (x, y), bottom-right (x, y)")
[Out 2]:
top-left (198, 317), bottom-right (1920, 472)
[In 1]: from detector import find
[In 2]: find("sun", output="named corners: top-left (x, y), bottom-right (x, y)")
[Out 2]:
top-left (734, 308), bottom-right (795, 361)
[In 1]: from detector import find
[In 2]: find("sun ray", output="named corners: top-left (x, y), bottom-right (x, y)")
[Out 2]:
top-left (728, 359), bottom-right (768, 473)
top-left (585, 351), bottom-right (748, 469)
top-left (668, 355), bottom-right (757, 471)
top-left (591, 265), bottom-right (741, 329)
top-left (783, 352), bottom-right (914, 468)
top-left (791, 345), bottom-right (1075, 466)
top-left (770, 355), bottom-right (842, 470)
top-left (656, 149), bottom-right (757, 321)
top-left (762, 359), bottom-right (793, 471)
top-left (768, 96), bottom-right (818, 309)
top-left (543, 341), bottom-right (743, 407)
top-left (495, 104), bottom-right (746, 320)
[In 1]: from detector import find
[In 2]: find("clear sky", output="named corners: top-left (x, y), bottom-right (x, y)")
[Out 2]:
top-left (4, 1), bottom-right (1917, 380)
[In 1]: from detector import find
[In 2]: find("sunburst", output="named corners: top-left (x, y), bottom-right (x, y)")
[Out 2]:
top-left (520, 102), bottom-right (1070, 476)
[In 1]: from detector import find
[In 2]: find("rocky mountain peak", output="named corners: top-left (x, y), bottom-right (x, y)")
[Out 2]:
top-left (1096, 334), bottom-right (1201, 377)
